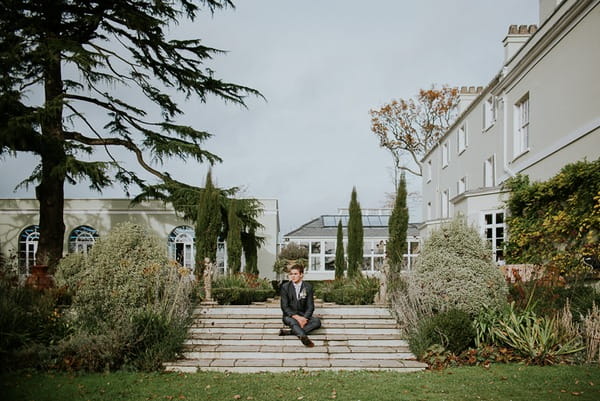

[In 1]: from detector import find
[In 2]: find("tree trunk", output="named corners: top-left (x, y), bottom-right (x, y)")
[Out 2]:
top-left (36, 27), bottom-right (66, 271)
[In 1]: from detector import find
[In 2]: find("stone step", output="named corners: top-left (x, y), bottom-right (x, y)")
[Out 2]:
top-left (181, 344), bottom-right (411, 353)
top-left (194, 313), bottom-right (393, 320)
top-left (188, 327), bottom-right (400, 335)
top-left (194, 307), bottom-right (393, 317)
top-left (192, 320), bottom-right (399, 329)
top-left (164, 299), bottom-right (423, 373)
top-left (184, 337), bottom-right (409, 347)
top-left (192, 316), bottom-right (398, 327)
top-left (181, 351), bottom-right (415, 360)
top-left (164, 358), bottom-right (426, 373)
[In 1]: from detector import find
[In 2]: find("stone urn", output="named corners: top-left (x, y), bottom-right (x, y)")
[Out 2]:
top-left (25, 264), bottom-right (55, 290)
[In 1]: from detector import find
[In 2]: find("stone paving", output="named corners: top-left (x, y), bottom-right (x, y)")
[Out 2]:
top-left (164, 299), bottom-right (427, 373)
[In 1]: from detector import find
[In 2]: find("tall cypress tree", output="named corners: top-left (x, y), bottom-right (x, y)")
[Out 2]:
top-left (387, 173), bottom-right (409, 271)
top-left (195, 170), bottom-right (221, 275)
top-left (227, 200), bottom-right (243, 274)
top-left (243, 227), bottom-right (259, 275)
top-left (346, 187), bottom-right (364, 279)
top-left (335, 220), bottom-right (346, 280)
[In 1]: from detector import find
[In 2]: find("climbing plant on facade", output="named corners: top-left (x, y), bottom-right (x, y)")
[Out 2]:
top-left (504, 158), bottom-right (600, 276)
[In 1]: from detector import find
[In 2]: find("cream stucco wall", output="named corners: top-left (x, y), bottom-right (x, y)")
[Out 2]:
top-left (420, 0), bottom-right (600, 243)
top-left (0, 198), bottom-right (279, 279)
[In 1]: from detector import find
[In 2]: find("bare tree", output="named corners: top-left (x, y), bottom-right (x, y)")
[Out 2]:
top-left (370, 86), bottom-right (459, 180)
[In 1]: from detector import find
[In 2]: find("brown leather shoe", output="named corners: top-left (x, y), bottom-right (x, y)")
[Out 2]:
top-left (300, 336), bottom-right (314, 347)
top-left (279, 328), bottom-right (292, 336)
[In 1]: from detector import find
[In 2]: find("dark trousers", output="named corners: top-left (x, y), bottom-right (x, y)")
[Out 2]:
top-left (282, 316), bottom-right (321, 337)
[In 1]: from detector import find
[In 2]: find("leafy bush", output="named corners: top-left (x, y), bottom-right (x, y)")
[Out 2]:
top-left (504, 158), bottom-right (600, 276)
top-left (273, 242), bottom-right (308, 274)
top-left (53, 251), bottom-right (87, 292)
top-left (479, 303), bottom-right (584, 365)
top-left (0, 281), bottom-right (70, 371)
top-left (124, 311), bottom-right (190, 371)
top-left (582, 303), bottom-right (600, 364)
top-left (210, 273), bottom-right (275, 305)
top-left (408, 309), bottom-right (475, 359)
top-left (316, 276), bottom-right (379, 305)
top-left (409, 219), bottom-right (508, 315)
top-left (279, 242), bottom-right (309, 260)
top-left (54, 222), bottom-right (194, 371)
top-left (508, 267), bottom-right (600, 319)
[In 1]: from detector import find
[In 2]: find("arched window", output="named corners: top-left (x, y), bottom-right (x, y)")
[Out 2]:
top-left (68, 225), bottom-right (99, 254)
top-left (168, 226), bottom-right (195, 269)
top-left (19, 225), bottom-right (39, 274)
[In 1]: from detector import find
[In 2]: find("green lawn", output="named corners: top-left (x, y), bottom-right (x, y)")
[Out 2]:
top-left (2, 365), bottom-right (599, 401)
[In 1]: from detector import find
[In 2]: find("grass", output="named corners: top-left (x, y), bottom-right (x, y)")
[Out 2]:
top-left (2, 365), bottom-right (600, 401)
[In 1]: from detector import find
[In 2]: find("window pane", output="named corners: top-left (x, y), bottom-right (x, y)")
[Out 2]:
top-left (374, 257), bottom-right (385, 272)
top-left (310, 241), bottom-right (321, 254)
top-left (324, 256), bottom-right (335, 271)
top-left (310, 256), bottom-right (321, 271)
top-left (324, 241), bottom-right (335, 255)
top-left (485, 214), bottom-right (493, 225)
top-left (496, 213), bottom-right (504, 224)
top-left (496, 227), bottom-right (504, 238)
top-left (362, 257), bottom-right (372, 271)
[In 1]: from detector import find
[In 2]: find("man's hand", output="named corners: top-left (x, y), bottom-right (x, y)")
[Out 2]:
top-left (292, 314), bottom-right (308, 328)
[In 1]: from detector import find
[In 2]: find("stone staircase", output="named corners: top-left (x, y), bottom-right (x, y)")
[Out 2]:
top-left (164, 298), bottom-right (426, 373)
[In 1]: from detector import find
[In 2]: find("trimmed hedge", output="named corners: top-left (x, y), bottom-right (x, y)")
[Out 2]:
top-left (209, 273), bottom-right (275, 305)
top-left (212, 288), bottom-right (274, 305)
top-left (316, 276), bottom-right (379, 305)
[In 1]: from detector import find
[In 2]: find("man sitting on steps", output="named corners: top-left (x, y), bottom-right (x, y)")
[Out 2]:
top-left (279, 264), bottom-right (321, 347)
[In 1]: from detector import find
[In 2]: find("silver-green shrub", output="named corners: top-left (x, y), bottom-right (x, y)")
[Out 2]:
top-left (55, 222), bottom-right (193, 370)
top-left (408, 219), bottom-right (507, 315)
top-left (54, 251), bottom-right (87, 291)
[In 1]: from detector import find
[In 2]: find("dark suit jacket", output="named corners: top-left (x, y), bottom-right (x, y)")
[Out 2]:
top-left (280, 280), bottom-right (314, 319)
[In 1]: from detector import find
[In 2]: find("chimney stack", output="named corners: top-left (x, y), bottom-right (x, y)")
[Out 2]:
top-left (503, 25), bottom-right (538, 63)
top-left (457, 86), bottom-right (483, 113)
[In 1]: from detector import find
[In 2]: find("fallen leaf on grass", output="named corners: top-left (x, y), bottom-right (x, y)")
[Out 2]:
top-left (571, 392), bottom-right (582, 396)
top-left (233, 395), bottom-right (241, 399)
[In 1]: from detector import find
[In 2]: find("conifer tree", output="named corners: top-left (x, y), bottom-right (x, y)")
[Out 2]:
top-left (243, 227), bottom-right (259, 275)
top-left (195, 171), bottom-right (222, 274)
top-left (346, 187), bottom-right (364, 278)
top-left (0, 1), bottom-right (258, 269)
top-left (335, 220), bottom-right (346, 280)
top-left (227, 200), bottom-right (243, 274)
top-left (387, 173), bottom-right (409, 270)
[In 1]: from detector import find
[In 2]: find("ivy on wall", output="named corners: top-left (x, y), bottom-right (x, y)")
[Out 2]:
top-left (504, 158), bottom-right (600, 275)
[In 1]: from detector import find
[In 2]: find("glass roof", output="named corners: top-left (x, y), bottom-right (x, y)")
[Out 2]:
top-left (322, 215), bottom-right (390, 227)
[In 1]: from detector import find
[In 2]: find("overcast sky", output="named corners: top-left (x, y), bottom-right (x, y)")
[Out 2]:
top-left (0, 0), bottom-right (539, 237)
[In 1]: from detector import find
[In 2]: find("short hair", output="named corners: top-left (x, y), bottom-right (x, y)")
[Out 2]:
top-left (288, 263), bottom-right (304, 274)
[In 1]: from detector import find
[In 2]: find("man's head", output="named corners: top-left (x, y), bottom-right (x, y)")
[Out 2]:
top-left (288, 264), bottom-right (304, 284)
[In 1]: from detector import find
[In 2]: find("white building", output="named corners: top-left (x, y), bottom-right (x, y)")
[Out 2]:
top-left (420, 0), bottom-right (600, 263)
top-left (284, 208), bottom-right (420, 280)
top-left (0, 198), bottom-right (279, 279)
